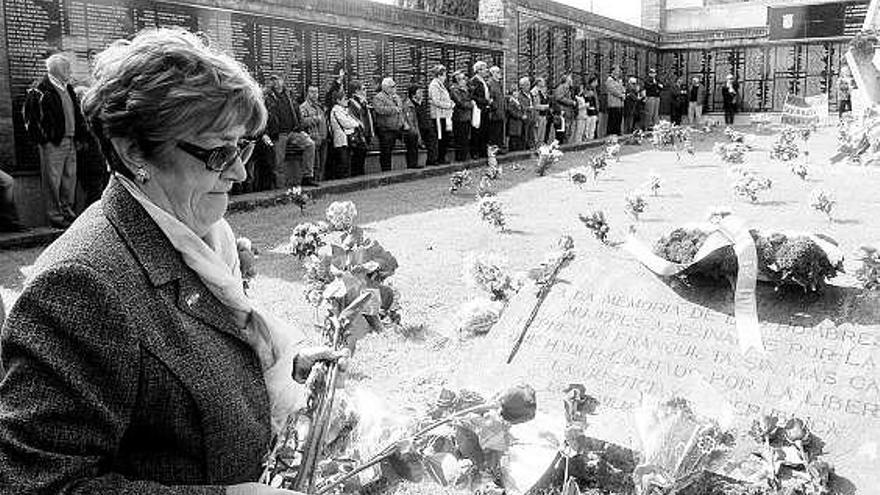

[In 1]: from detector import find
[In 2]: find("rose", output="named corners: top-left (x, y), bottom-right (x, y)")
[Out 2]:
top-left (498, 384), bottom-right (537, 424)
top-left (807, 460), bottom-right (832, 487)
top-left (750, 414), bottom-right (778, 441)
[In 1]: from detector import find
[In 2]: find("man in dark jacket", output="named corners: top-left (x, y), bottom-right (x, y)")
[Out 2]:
top-left (449, 70), bottom-right (473, 161)
top-left (507, 76), bottom-right (533, 151)
top-left (553, 73), bottom-right (576, 143)
top-left (22, 53), bottom-right (86, 228)
top-left (644, 68), bottom-right (663, 130)
top-left (486, 65), bottom-right (506, 150)
top-left (721, 73), bottom-right (739, 125)
top-left (347, 81), bottom-right (374, 176)
top-left (264, 75), bottom-right (317, 187)
top-left (468, 61), bottom-right (491, 158)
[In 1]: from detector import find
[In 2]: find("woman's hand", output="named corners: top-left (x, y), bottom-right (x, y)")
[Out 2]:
top-left (292, 346), bottom-right (350, 383)
top-left (226, 482), bottom-right (305, 495)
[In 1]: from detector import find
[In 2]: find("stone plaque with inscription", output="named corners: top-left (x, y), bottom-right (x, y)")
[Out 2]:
top-left (466, 249), bottom-right (880, 489)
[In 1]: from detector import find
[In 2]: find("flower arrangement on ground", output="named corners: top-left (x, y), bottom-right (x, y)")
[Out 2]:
top-left (624, 128), bottom-right (646, 145)
top-left (290, 221), bottom-right (328, 258)
top-left (589, 152), bottom-right (608, 180)
top-left (724, 126), bottom-right (745, 143)
top-left (477, 175), bottom-right (495, 198)
top-left (484, 161), bottom-right (502, 181)
top-left (625, 191), bottom-right (647, 220)
top-left (536, 140), bottom-right (563, 176)
top-left (449, 169), bottom-right (472, 193)
top-left (325, 200), bottom-right (358, 231)
top-left (568, 166), bottom-right (590, 187)
top-left (810, 188), bottom-right (835, 221)
top-left (651, 120), bottom-right (694, 160)
top-left (579, 210), bottom-right (610, 243)
top-left (280, 187), bottom-right (310, 212)
top-left (605, 136), bottom-right (622, 161)
top-left (647, 172), bottom-right (661, 196)
top-left (732, 169), bottom-right (773, 203)
top-left (855, 245), bottom-right (880, 290)
top-left (713, 142), bottom-right (749, 164)
top-left (465, 252), bottom-right (520, 301)
top-left (652, 226), bottom-right (844, 292)
top-left (770, 127), bottom-right (800, 162)
top-left (478, 196), bottom-right (507, 231)
top-left (790, 161), bottom-right (809, 181)
top-left (748, 415), bottom-right (834, 494)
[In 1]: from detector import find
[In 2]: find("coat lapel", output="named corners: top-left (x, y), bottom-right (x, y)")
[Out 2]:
top-left (102, 178), bottom-right (246, 343)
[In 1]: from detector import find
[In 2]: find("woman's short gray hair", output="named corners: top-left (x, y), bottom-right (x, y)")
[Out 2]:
top-left (473, 61), bottom-right (488, 73)
top-left (81, 28), bottom-right (266, 175)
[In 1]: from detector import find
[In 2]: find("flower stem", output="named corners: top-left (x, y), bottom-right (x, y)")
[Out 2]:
top-left (315, 403), bottom-right (495, 494)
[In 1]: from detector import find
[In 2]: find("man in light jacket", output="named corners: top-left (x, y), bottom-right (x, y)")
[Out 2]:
top-left (372, 77), bottom-right (407, 172)
top-left (428, 64), bottom-right (455, 165)
top-left (553, 72), bottom-right (577, 143)
top-left (688, 75), bottom-right (707, 125)
top-left (605, 65), bottom-right (625, 136)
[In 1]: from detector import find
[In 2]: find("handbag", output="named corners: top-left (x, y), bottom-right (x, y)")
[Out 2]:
top-left (471, 105), bottom-right (482, 129)
top-left (335, 111), bottom-right (366, 149)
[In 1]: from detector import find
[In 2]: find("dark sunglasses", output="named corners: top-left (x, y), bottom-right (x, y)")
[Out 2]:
top-left (177, 139), bottom-right (256, 172)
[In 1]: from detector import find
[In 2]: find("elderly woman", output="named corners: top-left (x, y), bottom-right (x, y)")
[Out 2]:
top-left (0, 28), bottom-right (339, 495)
top-left (427, 64), bottom-right (454, 165)
top-left (329, 89), bottom-right (364, 179)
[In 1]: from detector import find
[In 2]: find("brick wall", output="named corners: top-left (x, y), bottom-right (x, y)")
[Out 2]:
top-left (0, 0), bottom-right (16, 173)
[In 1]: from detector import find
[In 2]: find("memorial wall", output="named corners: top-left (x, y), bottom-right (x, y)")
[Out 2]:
top-left (0, 0), bottom-right (503, 174)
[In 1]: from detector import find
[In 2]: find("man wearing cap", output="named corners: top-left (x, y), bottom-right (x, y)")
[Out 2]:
top-left (264, 75), bottom-right (317, 187)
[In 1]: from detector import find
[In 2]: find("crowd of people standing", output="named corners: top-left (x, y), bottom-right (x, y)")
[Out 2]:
top-left (4, 46), bottom-right (745, 233)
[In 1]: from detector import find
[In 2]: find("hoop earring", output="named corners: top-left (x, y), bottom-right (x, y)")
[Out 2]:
top-left (135, 168), bottom-right (149, 184)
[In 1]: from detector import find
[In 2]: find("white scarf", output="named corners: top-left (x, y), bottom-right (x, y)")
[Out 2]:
top-left (117, 175), bottom-right (305, 433)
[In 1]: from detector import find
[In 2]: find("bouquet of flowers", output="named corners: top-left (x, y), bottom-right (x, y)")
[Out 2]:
top-left (624, 128), bottom-right (646, 145)
top-left (477, 175), bottom-right (496, 198)
top-left (579, 210), bottom-right (610, 243)
top-left (809, 188), bottom-right (835, 221)
top-left (725, 126), bottom-right (745, 143)
top-left (732, 169), bottom-right (773, 203)
top-left (652, 225), bottom-right (844, 292)
top-left (478, 196), bottom-right (507, 231)
top-left (648, 173), bottom-right (661, 196)
top-left (651, 121), bottom-right (694, 160)
top-left (790, 162), bottom-right (809, 181)
top-left (569, 167), bottom-right (590, 187)
top-left (634, 397), bottom-right (736, 493)
top-left (625, 191), bottom-right (647, 220)
top-left (855, 245), bottom-right (880, 290)
top-left (605, 136), bottom-right (622, 161)
top-left (326, 201), bottom-right (358, 231)
top-left (713, 142), bottom-right (750, 164)
top-left (590, 153), bottom-right (608, 180)
top-left (280, 187), bottom-right (310, 212)
top-left (453, 298), bottom-right (505, 336)
top-left (484, 162), bottom-right (502, 181)
top-left (465, 252), bottom-right (520, 301)
top-left (314, 386), bottom-right (537, 495)
top-left (450, 169), bottom-right (473, 193)
top-left (770, 127), bottom-right (800, 162)
top-left (748, 415), bottom-right (834, 494)
top-left (536, 141), bottom-right (564, 176)
top-left (290, 221), bottom-right (328, 259)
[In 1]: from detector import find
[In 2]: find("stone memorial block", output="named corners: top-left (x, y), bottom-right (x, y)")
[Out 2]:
top-left (467, 249), bottom-right (880, 489)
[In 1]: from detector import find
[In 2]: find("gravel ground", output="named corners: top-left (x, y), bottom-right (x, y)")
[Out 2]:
top-left (1, 124), bottom-right (879, 493)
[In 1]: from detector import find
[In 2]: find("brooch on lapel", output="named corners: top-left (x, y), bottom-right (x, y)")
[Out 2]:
top-left (185, 292), bottom-right (201, 308)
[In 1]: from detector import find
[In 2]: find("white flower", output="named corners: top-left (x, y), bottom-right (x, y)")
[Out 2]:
top-left (326, 201), bottom-right (358, 230)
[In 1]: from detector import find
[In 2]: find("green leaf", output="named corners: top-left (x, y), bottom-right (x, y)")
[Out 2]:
top-left (422, 453), bottom-right (449, 486)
